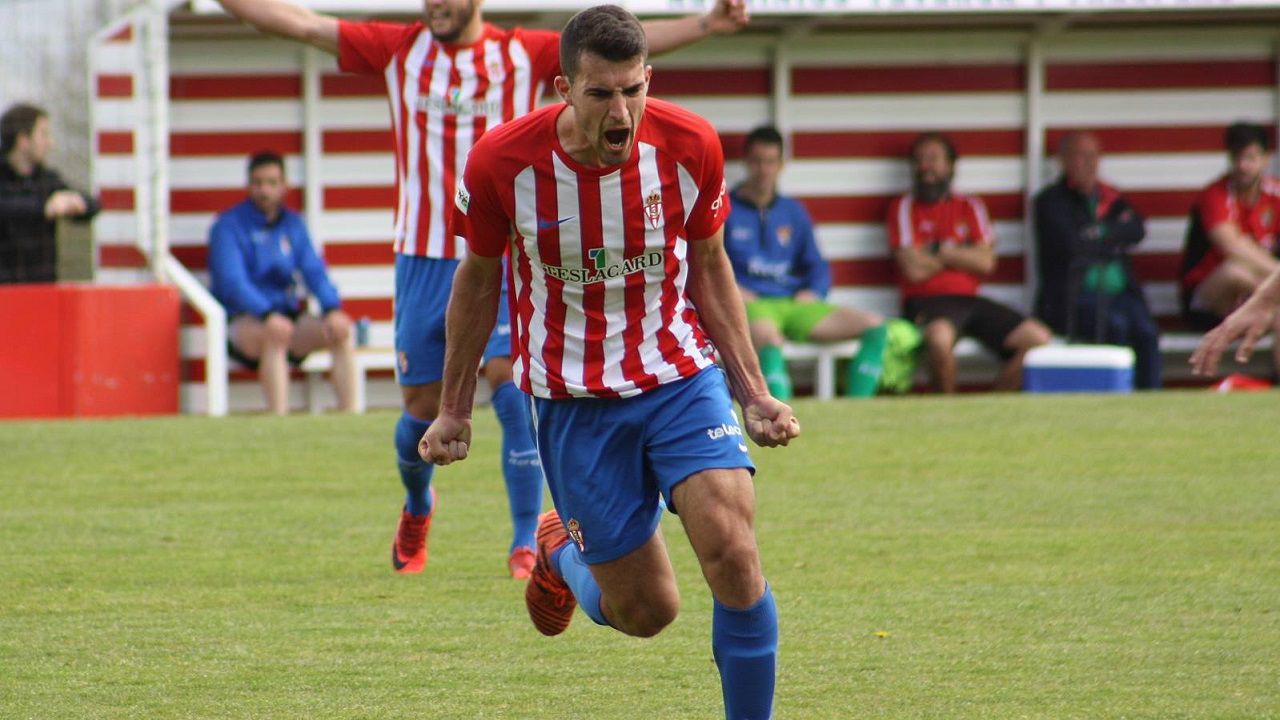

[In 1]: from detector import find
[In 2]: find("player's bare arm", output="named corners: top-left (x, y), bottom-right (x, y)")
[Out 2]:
top-left (938, 240), bottom-right (997, 276)
top-left (686, 230), bottom-right (800, 448)
top-left (642, 0), bottom-right (749, 55)
top-left (895, 245), bottom-right (944, 284)
top-left (1191, 265), bottom-right (1280, 375)
top-left (1208, 222), bottom-right (1280, 276)
top-left (419, 253), bottom-right (504, 465)
top-left (215, 0), bottom-right (340, 55)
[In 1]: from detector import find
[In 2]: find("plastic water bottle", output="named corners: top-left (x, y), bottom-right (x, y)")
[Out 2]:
top-left (356, 316), bottom-right (370, 347)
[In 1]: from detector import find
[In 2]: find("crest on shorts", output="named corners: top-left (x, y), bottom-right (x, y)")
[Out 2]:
top-left (398, 350), bottom-right (409, 375)
top-left (956, 222), bottom-right (970, 240)
top-left (566, 518), bottom-right (585, 552)
top-left (1263, 209), bottom-right (1274, 229)
top-left (644, 190), bottom-right (663, 230)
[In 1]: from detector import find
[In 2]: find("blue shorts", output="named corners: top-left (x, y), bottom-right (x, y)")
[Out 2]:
top-left (531, 366), bottom-right (755, 564)
top-left (394, 254), bottom-right (513, 386)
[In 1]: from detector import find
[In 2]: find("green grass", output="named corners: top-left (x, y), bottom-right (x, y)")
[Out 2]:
top-left (2, 392), bottom-right (1278, 719)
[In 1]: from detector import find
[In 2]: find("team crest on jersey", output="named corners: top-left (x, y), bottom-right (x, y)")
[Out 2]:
top-left (777, 225), bottom-right (792, 247)
top-left (956, 222), bottom-right (970, 240)
top-left (1263, 209), bottom-right (1274, 229)
top-left (278, 233), bottom-right (292, 257)
top-left (566, 518), bottom-right (585, 552)
top-left (644, 190), bottom-right (663, 230)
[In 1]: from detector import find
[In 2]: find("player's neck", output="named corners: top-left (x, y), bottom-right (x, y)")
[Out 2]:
top-left (1234, 177), bottom-right (1262, 204)
top-left (738, 182), bottom-right (775, 208)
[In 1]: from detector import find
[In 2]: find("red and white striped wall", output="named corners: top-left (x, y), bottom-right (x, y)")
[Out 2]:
top-left (91, 16), bottom-right (1280, 412)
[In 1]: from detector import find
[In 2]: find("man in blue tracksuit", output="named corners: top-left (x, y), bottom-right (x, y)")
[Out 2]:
top-left (724, 125), bottom-right (919, 398)
top-left (208, 151), bottom-right (357, 414)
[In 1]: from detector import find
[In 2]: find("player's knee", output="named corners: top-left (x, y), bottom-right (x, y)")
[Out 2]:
top-left (263, 318), bottom-right (294, 348)
top-left (616, 594), bottom-right (679, 638)
top-left (1021, 323), bottom-right (1052, 349)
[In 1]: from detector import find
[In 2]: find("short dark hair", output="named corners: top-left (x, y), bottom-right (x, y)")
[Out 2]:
top-left (1, 103), bottom-right (47, 153)
top-left (744, 125), bottom-right (784, 155)
top-left (559, 4), bottom-right (648, 82)
top-left (910, 132), bottom-right (957, 165)
top-left (1225, 122), bottom-right (1269, 155)
top-left (247, 151), bottom-right (285, 177)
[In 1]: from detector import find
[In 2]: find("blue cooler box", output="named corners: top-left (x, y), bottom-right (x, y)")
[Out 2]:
top-left (1023, 344), bottom-right (1135, 393)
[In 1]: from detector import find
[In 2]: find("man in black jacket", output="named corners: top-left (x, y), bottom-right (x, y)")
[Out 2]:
top-left (0, 103), bottom-right (99, 284)
top-left (1034, 131), bottom-right (1161, 388)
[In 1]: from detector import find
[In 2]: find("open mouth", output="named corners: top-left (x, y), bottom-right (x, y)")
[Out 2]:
top-left (603, 128), bottom-right (629, 152)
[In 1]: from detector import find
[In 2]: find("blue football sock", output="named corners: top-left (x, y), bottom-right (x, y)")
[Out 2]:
top-left (552, 543), bottom-right (609, 627)
top-left (490, 382), bottom-right (543, 552)
top-left (394, 411), bottom-right (435, 517)
top-left (713, 584), bottom-right (778, 720)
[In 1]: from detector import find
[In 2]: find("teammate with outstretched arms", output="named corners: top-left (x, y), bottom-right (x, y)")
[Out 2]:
top-left (423, 7), bottom-right (796, 719)
top-left (213, 0), bottom-right (749, 578)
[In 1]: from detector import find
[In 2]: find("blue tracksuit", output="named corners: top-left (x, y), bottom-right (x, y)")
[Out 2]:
top-left (208, 199), bottom-right (341, 317)
top-left (724, 188), bottom-right (831, 299)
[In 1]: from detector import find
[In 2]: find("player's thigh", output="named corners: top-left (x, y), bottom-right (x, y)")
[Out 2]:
top-left (228, 315), bottom-right (268, 357)
top-left (394, 255), bottom-right (456, 387)
top-left (805, 304), bottom-right (882, 342)
top-left (584, 528), bottom-right (680, 617)
top-left (1196, 261), bottom-right (1258, 316)
top-left (288, 313), bottom-right (329, 356)
top-left (670, 467), bottom-right (763, 600)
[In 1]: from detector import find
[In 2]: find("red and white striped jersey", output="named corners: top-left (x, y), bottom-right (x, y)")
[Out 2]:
top-left (886, 192), bottom-right (995, 299)
top-left (338, 21), bottom-right (560, 259)
top-left (452, 99), bottom-right (730, 399)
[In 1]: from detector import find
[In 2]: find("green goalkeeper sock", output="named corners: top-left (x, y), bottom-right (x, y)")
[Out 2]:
top-left (758, 345), bottom-right (792, 400)
top-left (845, 324), bottom-right (888, 398)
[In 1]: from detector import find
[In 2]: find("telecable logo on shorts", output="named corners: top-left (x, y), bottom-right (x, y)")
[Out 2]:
top-left (705, 423), bottom-right (743, 441)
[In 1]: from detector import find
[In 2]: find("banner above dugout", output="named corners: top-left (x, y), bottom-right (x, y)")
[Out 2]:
top-left (188, 0), bottom-right (1280, 15)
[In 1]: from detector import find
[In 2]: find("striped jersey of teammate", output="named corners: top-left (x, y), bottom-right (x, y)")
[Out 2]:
top-left (337, 20), bottom-right (560, 259)
top-left (886, 193), bottom-right (996, 299)
top-left (452, 98), bottom-right (730, 400)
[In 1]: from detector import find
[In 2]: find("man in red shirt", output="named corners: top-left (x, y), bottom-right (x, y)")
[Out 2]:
top-left (1180, 123), bottom-right (1280, 340)
top-left (424, 7), bottom-right (796, 717)
top-left (887, 133), bottom-right (1051, 393)
top-left (215, 0), bottom-right (748, 578)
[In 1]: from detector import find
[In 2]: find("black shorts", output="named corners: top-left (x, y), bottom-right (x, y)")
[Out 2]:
top-left (1178, 285), bottom-right (1224, 332)
top-left (228, 310), bottom-right (308, 371)
top-left (904, 294), bottom-right (1027, 360)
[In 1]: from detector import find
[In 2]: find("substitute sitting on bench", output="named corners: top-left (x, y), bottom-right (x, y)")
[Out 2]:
top-left (724, 125), bottom-right (918, 398)
top-left (208, 151), bottom-right (357, 414)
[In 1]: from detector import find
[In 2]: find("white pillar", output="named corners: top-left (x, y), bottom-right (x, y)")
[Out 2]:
top-left (1023, 32), bottom-right (1046, 314)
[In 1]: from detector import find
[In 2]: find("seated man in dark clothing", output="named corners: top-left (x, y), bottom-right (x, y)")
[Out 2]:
top-left (1034, 130), bottom-right (1161, 389)
top-left (0, 103), bottom-right (99, 284)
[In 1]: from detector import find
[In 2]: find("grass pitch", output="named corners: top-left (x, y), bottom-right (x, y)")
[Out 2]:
top-left (2, 392), bottom-right (1278, 719)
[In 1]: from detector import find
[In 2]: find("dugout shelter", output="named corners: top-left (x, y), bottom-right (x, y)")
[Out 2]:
top-left (89, 0), bottom-right (1280, 414)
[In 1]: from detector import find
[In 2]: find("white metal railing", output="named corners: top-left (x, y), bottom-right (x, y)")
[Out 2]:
top-left (161, 255), bottom-right (229, 416)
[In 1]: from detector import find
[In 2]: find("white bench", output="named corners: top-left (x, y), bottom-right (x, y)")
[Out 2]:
top-left (781, 337), bottom-right (988, 399)
top-left (300, 347), bottom-right (397, 414)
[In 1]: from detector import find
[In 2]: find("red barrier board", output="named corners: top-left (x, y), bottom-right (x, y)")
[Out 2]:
top-left (0, 284), bottom-right (180, 418)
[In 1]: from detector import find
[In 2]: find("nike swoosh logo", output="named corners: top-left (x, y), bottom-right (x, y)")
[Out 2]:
top-left (537, 216), bottom-right (575, 230)
top-left (391, 543), bottom-right (408, 571)
top-left (738, 444), bottom-right (749, 452)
